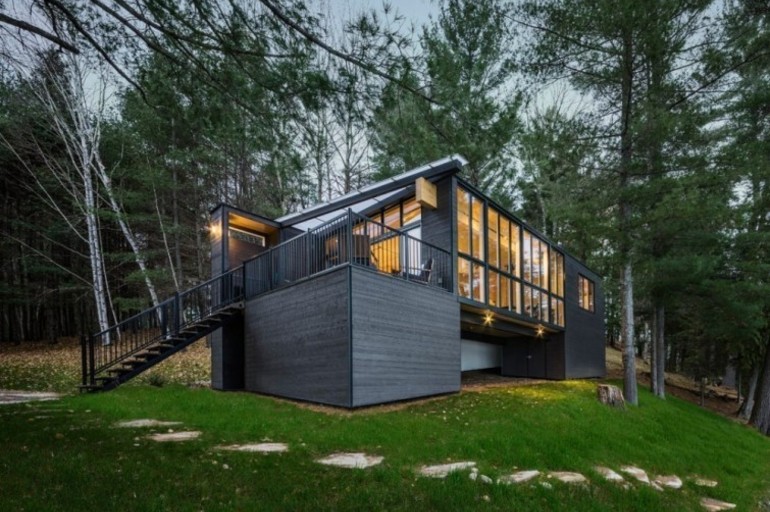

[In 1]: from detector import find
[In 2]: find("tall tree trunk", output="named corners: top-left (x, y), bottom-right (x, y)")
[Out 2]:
top-left (619, 25), bottom-right (638, 406)
top-left (651, 303), bottom-right (666, 398)
top-left (621, 262), bottom-right (638, 405)
top-left (93, 159), bottom-right (160, 308)
top-left (750, 333), bottom-right (770, 434)
top-left (82, 152), bottom-right (110, 338)
top-left (740, 364), bottom-right (760, 421)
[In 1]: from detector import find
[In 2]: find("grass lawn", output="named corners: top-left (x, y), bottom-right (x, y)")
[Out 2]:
top-left (1, 381), bottom-right (769, 511)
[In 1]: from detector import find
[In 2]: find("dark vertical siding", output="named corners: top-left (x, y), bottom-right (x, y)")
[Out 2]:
top-left (243, 267), bottom-right (351, 407)
top-left (546, 333), bottom-right (566, 379)
top-left (350, 268), bottom-right (461, 407)
top-left (210, 207), bottom-right (225, 388)
top-left (563, 257), bottom-right (606, 378)
top-left (210, 208), bottom-right (225, 277)
top-left (501, 341), bottom-right (528, 376)
top-left (280, 227), bottom-right (303, 242)
top-left (421, 176), bottom-right (454, 252)
top-left (421, 176), bottom-right (455, 294)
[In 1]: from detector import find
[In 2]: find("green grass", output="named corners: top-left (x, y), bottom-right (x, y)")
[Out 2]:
top-left (1, 382), bottom-right (768, 511)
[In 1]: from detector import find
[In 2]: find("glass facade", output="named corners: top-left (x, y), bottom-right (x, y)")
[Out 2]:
top-left (354, 197), bottom-right (423, 274)
top-left (457, 185), bottom-right (565, 327)
top-left (578, 275), bottom-right (595, 313)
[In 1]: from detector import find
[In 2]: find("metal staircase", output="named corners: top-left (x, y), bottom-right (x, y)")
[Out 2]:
top-left (80, 267), bottom-right (246, 392)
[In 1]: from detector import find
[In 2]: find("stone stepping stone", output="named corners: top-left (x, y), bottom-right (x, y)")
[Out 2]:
top-left (116, 419), bottom-right (182, 428)
top-left (654, 475), bottom-right (683, 490)
top-left (217, 443), bottom-right (288, 453)
top-left (147, 431), bottom-right (201, 442)
top-left (419, 461), bottom-right (476, 478)
top-left (620, 465), bottom-right (650, 484)
top-left (468, 468), bottom-right (492, 484)
top-left (317, 453), bottom-right (383, 469)
top-left (0, 391), bottom-right (60, 404)
top-left (694, 478), bottom-right (719, 488)
top-left (498, 470), bottom-right (540, 484)
top-left (594, 466), bottom-right (624, 482)
top-left (700, 497), bottom-right (736, 511)
top-left (548, 471), bottom-right (588, 484)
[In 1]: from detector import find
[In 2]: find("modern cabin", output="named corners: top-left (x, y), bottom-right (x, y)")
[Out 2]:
top-left (205, 155), bottom-right (605, 408)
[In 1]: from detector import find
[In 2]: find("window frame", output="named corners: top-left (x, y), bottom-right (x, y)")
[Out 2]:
top-left (578, 274), bottom-right (596, 313)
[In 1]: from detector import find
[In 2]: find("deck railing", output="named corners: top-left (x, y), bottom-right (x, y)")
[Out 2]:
top-left (242, 210), bottom-right (452, 294)
top-left (83, 210), bottom-right (452, 387)
top-left (82, 267), bottom-right (244, 385)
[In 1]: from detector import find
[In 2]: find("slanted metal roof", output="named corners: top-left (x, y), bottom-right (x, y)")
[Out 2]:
top-left (277, 155), bottom-right (467, 229)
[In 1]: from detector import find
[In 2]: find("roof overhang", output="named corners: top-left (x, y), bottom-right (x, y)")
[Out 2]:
top-left (277, 155), bottom-right (467, 228)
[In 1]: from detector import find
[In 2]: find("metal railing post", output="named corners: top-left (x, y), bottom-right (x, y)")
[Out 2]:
top-left (173, 292), bottom-right (181, 334)
top-left (347, 209), bottom-right (353, 265)
top-left (404, 235), bottom-right (410, 281)
top-left (241, 263), bottom-right (247, 300)
top-left (88, 335), bottom-right (96, 385)
top-left (80, 334), bottom-right (87, 387)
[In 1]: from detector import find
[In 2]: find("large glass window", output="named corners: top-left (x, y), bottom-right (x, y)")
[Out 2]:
top-left (458, 257), bottom-right (471, 298)
top-left (456, 186), bottom-right (564, 327)
top-left (550, 251), bottom-right (565, 297)
top-left (579, 275), bottom-right (595, 312)
top-left (472, 262), bottom-right (485, 302)
top-left (523, 231), bottom-right (532, 282)
top-left (457, 190), bottom-right (471, 255)
top-left (471, 197), bottom-right (484, 260)
top-left (488, 209), bottom-right (499, 268)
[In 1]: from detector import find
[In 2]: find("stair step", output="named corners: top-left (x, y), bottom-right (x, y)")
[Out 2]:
top-left (79, 384), bottom-right (104, 392)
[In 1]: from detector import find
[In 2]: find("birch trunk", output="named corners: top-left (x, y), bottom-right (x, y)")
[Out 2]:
top-left (81, 139), bottom-right (111, 338)
top-left (93, 155), bottom-right (160, 308)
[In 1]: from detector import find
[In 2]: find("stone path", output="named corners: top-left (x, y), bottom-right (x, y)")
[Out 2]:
top-left (217, 442), bottom-right (289, 453)
top-left (419, 461), bottom-right (476, 478)
top-left (700, 497), bottom-right (737, 511)
top-left (49, 414), bottom-right (742, 510)
top-left (116, 419), bottom-right (182, 428)
top-left (147, 431), bottom-right (201, 442)
top-left (316, 453), bottom-right (383, 469)
top-left (0, 390), bottom-right (60, 404)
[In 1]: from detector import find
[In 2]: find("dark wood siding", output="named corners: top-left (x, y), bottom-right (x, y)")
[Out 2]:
top-left (420, 176), bottom-right (454, 294)
top-left (350, 268), bottom-right (461, 407)
top-left (280, 227), bottom-right (303, 242)
top-left (210, 207), bottom-right (225, 277)
top-left (243, 267), bottom-right (351, 407)
top-left (546, 333), bottom-right (566, 379)
top-left (210, 208), bottom-right (225, 388)
top-left (421, 176), bottom-right (454, 252)
top-left (563, 257), bottom-right (606, 378)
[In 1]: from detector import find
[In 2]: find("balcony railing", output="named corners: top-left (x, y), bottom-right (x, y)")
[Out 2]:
top-left (242, 210), bottom-right (453, 294)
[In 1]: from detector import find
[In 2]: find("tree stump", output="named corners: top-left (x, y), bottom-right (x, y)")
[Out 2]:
top-left (597, 384), bottom-right (625, 408)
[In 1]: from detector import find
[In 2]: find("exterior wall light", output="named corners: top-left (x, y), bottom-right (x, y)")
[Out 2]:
top-left (536, 325), bottom-right (545, 338)
top-left (483, 311), bottom-right (494, 326)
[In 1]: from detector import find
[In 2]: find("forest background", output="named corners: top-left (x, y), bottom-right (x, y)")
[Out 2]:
top-left (0, 0), bottom-right (768, 433)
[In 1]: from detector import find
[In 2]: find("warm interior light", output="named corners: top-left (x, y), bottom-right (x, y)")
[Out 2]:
top-left (483, 311), bottom-right (494, 326)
